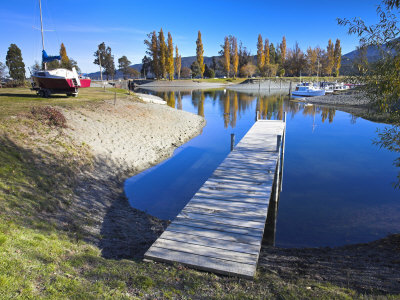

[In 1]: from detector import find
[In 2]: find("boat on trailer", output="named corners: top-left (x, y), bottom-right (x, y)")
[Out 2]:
top-left (30, 0), bottom-right (90, 97)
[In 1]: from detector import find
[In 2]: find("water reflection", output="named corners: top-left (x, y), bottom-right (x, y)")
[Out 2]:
top-left (141, 88), bottom-right (339, 128)
top-left (127, 87), bottom-right (400, 248)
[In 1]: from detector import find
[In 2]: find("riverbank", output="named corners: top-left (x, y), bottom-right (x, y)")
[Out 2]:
top-left (0, 87), bottom-right (399, 298)
top-left (296, 91), bottom-right (396, 124)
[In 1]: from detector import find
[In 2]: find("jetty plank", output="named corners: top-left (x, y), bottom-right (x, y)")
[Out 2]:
top-left (144, 119), bottom-right (285, 278)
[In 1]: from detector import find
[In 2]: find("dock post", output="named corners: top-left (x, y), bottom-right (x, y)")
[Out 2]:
top-left (230, 133), bottom-right (235, 151)
top-left (269, 79), bottom-right (271, 92)
top-left (276, 135), bottom-right (281, 152)
top-left (289, 81), bottom-right (292, 96)
top-left (274, 135), bottom-right (282, 203)
top-left (256, 110), bottom-right (259, 121)
top-left (280, 114), bottom-right (286, 192)
top-left (114, 92), bottom-right (117, 106)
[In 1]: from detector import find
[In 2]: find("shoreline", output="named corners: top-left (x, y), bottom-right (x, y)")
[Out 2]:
top-left (60, 95), bottom-right (205, 257)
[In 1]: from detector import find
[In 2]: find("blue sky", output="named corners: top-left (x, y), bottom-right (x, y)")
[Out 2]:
top-left (0, 0), bottom-right (382, 73)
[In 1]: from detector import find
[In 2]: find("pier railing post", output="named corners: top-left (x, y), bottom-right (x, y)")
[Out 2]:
top-left (256, 111), bottom-right (259, 121)
top-left (230, 133), bottom-right (235, 151)
top-left (276, 135), bottom-right (281, 152)
top-left (280, 112), bottom-right (286, 192)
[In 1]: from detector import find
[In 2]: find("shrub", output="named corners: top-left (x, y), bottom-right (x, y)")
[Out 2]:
top-left (31, 106), bottom-right (67, 128)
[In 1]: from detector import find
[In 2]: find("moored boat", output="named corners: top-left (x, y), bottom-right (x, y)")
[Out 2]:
top-left (292, 83), bottom-right (325, 97)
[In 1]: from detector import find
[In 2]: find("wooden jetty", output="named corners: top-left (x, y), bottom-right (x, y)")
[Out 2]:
top-left (144, 116), bottom-right (286, 279)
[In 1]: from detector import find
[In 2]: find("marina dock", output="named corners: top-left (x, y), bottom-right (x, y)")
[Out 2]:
top-left (144, 117), bottom-right (286, 279)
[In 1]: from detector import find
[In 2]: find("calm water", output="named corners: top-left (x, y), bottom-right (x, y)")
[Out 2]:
top-left (124, 88), bottom-right (400, 248)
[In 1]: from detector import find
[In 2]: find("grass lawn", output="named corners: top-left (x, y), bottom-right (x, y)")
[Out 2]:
top-left (0, 87), bottom-right (395, 299)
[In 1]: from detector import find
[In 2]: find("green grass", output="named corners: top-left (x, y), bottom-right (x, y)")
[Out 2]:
top-left (0, 88), bottom-right (397, 299)
top-left (0, 87), bottom-right (132, 119)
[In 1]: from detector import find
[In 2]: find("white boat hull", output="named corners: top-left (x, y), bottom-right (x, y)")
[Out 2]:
top-left (292, 90), bottom-right (325, 97)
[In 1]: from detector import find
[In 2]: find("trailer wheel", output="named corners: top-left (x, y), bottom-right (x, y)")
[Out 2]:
top-left (72, 92), bottom-right (78, 97)
top-left (38, 90), bottom-right (44, 97)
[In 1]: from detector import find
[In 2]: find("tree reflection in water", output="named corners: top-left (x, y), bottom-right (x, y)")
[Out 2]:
top-left (374, 125), bottom-right (400, 188)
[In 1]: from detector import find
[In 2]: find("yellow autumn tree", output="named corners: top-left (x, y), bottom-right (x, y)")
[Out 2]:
top-left (158, 28), bottom-right (167, 79)
top-left (326, 39), bottom-right (335, 76)
top-left (175, 45), bottom-right (181, 79)
top-left (231, 36), bottom-right (239, 78)
top-left (257, 34), bottom-right (265, 71)
top-left (223, 36), bottom-right (230, 77)
top-left (264, 39), bottom-right (270, 66)
top-left (166, 32), bottom-right (174, 80)
top-left (280, 36), bottom-right (287, 63)
top-left (196, 31), bottom-right (205, 78)
top-left (59, 43), bottom-right (70, 69)
top-left (334, 39), bottom-right (341, 77)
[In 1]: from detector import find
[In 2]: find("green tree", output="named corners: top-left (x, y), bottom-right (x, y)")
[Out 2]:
top-left (6, 44), bottom-right (25, 81)
top-left (158, 28), bottom-right (167, 79)
top-left (118, 55), bottom-right (131, 79)
top-left (0, 62), bottom-right (6, 84)
top-left (269, 43), bottom-right (276, 64)
top-left (144, 31), bottom-right (159, 78)
top-left (334, 39), bottom-right (342, 77)
top-left (204, 64), bottom-right (215, 78)
top-left (257, 34), bottom-right (265, 72)
top-left (94, 42), bottom-right (107, 80)
top-left (196, 31), bottom-right (205, 78)
top-left (175, 45), bottom-right (181, 79)
top-left (190, 61), bottom-right (200, 78)
top-left (141, 55), bottom-right (151, 78)
top-left (167, 32), bottom-right (174, 80)
top-left (238, 41), bottom-right (251, 70)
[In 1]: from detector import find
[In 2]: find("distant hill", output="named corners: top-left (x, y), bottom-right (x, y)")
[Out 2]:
top-left (88, 56), bottom-right (216, 79)
top-left (88, 43), bottom-right (396, 79)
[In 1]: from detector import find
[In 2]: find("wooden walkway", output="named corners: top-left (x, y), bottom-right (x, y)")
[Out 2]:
top-left (144, 118), bottom-right (286, 279)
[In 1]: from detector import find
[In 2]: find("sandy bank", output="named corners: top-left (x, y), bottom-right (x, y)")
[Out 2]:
top-left (60, 96), bottom-right (205, 257)
top-left (63, 98), bottom-right (204, 172)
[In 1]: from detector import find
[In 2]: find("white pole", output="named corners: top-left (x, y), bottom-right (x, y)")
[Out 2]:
top-left (39, 0), bottom-right (46, 70)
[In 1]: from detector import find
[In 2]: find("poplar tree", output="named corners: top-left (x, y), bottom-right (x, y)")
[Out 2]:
top-left (326, 39), bottom-right (335, 76)
top-left (6, 43), bottom-right (25, 81)
top-left (144, 31), bottom-right (159, 78)
top-left (269, 43), bottom-right (276, 64)
top-left (166, 32), bottom-right (174, 80)
top-left (158, 28), bottom-right (167, 79)
top-left (334, 38), bottom-right (342, 77)
top-left (196, 31), bottom-right (205, 78)
top-left (231, 36), bottom-right (239, 78)
top-left (175, 45), bottom-right (181, 79)
top-left (59, 43), bottom-right (70, 69)
top-left (223, 36), bottom-right (230, 77)
top-left (257, 34), bottom-right (265, 71)
top-left (264, 39), bottom-right (270, 65)
top-left (280, 36), bottom-right (287, 63)
top-left (306, 47), bottom-right (318, 75)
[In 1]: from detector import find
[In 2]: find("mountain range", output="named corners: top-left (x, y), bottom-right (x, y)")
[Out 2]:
top-left (87, 45), bottom-right (392, 79)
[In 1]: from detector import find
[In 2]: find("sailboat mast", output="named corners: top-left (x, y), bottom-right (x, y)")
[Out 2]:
top-left (39, 0), bottom-right (46, 69)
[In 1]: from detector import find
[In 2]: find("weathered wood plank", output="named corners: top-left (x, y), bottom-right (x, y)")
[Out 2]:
top-left (182, 206), bottom-right (267, 222)
top-left (159, 231), bottom-right (260, 254)
top-left (151, 238), bottom-right (258, 265)
top-left (166, 223), bottom-right (261, 245)
top-left (178, 211), bottom-right (266, 230)
top-left (173, 217), bottom-right (264, 238)
top-left (145, 247), bottom-right (256, 279)
top-left (144, 119), bottom-right (286, 278)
